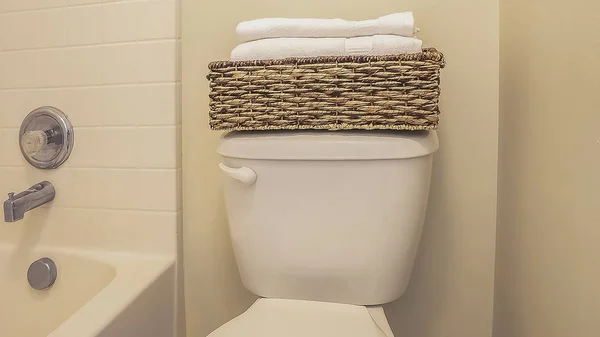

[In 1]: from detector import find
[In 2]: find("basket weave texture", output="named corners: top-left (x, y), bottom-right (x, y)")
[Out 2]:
top-left (207, 48), bottom-right (445, 131)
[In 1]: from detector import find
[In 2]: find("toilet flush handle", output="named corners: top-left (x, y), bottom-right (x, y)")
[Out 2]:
top-left (218, 163), bottom-right (257, 185)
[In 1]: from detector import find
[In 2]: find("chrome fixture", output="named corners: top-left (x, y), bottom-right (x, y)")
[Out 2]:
top-left (4, 181), bottom-right (55, 222)
top-left (28, 258), bottom-right (58, 290)
top-left (20, 106), bottom-right (74, 169)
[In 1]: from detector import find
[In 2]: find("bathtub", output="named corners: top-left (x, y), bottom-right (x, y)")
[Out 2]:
top-left (0, 244), bottom-right (176, 337)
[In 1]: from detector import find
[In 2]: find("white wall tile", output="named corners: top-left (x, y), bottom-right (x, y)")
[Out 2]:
top-left (176, 168), bottom-right (182, 209)
top-left (0, 48), bottom-right (94, 88)
top-left (0, 128), bottom-right (22, 167)
top-left (139, 0), bottom-right (177, 40)
top-left (0, 126), bottom-right (178, 169)
top-left (136, 41), bottom-right (177, 82)
top-left (101, 43), bottom-right (140, 84)
top-left (176, 39), bottom-right (182, 81)
top-left (0, 48), bottom-right (70, 89)
top-left (175, 0), bottom-right (181, 39)
top-left (175, 125), bottom-right (181, 167)
top-left (0, 0), bottom-right (65, 13)
top-left (101, 41), bottom-right (177, 84)
top-left (0, 0), bottom-right (180, 225)
top-left (65, 0), bottom-right (117, 6)
top-left (0, 208), bottom-right (178, 254)
top-left (67, 126), bottom-right (179, 168)
top-left (64, 0), bottom-right (177, 45)
top-left (0, 92), bottom-right (43, 127)
top-left (102, 2), bottom-right (139, 43)
top-left (175, 83), bottom-right (182, 124)
top-left (0, 167), bottom-right (179, 211)
top-left (0, 41), bottom-right (176, 88)
top-left (0, 84), bottom-right (178, 127)
top-left (66, 5), bottom-right (103, 45)
top-left (63, 46), bottom-right (105, 86)
top-left (68, 84), bottom-right (178, 126)
top-left (0, 9), bottom-right (67, 51)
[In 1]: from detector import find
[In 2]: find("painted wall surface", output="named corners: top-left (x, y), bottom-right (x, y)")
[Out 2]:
top-left (0, 0), bottom-right (184, 335)
top-left (182, 1), bottom-right (499, 336)
top-left (493, 1), bottom-right (600, 336)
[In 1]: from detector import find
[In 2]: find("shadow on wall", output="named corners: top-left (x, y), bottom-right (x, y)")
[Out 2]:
top-left (384, 140), bottom-right (452, 336)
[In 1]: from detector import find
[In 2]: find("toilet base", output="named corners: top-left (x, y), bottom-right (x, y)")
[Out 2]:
top-left (208, 298), bottom-right (394, 337)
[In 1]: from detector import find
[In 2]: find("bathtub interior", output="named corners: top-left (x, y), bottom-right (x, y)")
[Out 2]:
top-left (0, 246), bottom-right (116, 337)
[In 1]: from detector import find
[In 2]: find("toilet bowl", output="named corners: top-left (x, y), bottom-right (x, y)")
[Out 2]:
top-left (208, 298), bottom-right (394, 337)
top-left (212, 130), bottom-right (439, 337)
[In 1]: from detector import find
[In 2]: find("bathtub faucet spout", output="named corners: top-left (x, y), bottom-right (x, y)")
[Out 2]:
top-left (4, 181), bottom-right (55, 222)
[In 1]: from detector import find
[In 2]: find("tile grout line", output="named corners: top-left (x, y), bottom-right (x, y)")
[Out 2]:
top-left (0, 125), bottom-right (179, 130)
top-left (0, 0), bottom-right (174, 16)
top-left (44, 206), bottom-right (182, 213)
top-left (0, 38), bottom-right (177, 54)
top-left (0, 166), bottom-right (180, 171)
top-left (0, 81), bottom-right (177, 92)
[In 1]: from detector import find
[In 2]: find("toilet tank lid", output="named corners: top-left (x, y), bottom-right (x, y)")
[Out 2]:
top-left (218, 130), bottom-right (439, 160)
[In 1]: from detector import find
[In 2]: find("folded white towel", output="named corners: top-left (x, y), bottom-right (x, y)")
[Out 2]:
top-left (236, 12), bottom-right (415, 43)
top-left (230, 35), bottom-right (422, 61)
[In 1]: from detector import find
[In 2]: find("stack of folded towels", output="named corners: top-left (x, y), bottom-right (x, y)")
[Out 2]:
top-left (230, 12), bottom-right (422, 61)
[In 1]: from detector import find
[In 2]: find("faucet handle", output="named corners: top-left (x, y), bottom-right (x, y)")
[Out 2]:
top-left (21, 130), bottom-right (49, 156)
top-left (7, 192), bottom-right (14, 201)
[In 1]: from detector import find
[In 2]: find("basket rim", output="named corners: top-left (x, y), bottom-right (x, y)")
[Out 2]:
top-left (208, 47), bottom-right (445, 69)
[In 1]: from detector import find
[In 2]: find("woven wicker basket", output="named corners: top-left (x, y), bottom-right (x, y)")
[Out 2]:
top-left (207, 48), bottom-right (445, 131)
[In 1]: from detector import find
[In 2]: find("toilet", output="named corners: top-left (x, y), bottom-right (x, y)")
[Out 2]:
top-left (212, 130), bottom-right (439, 337)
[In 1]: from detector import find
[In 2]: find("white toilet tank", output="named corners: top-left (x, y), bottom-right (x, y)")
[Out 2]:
top-left (218, 130), bottom-right (439, 306)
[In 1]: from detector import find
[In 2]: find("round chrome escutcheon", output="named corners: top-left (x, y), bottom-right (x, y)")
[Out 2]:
top-left (19, 107), bottom-right (74, 169)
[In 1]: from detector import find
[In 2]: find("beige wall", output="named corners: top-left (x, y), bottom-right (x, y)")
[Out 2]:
top-left (182, 1), bottom-right (499, 336)
top-left (493, 1), bottom-right (600, 337)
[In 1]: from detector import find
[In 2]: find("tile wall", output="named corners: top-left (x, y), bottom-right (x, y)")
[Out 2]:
top-left (0, 1), bottom-right (183, 334)
top-left (0, 0), bottom-right (181, 238)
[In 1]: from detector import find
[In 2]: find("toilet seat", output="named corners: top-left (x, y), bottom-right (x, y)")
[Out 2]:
top-left (207, 298), bottom-right (394, 337)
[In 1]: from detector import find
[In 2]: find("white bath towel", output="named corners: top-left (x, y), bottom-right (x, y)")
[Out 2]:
top-left (236, 12), bottom-right (415, 43)
top-left (230, 35), bottom-right (422, 61)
